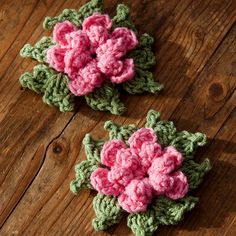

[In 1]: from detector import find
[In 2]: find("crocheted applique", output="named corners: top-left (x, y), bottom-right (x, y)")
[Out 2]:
top-left (19, 0), bottom-right (163, 115)
top-left (70, 110), bottom-right (211, 235)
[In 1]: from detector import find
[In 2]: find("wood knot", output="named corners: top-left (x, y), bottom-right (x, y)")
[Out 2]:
top-left (53, 144), bottom-right (63, 154)
top-left (208, 81), bottom-right (227, 101)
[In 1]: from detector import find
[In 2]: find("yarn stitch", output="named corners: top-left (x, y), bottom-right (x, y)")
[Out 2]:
top-left (90, 128), bottom-right (189, 213)
top-left (19, 0), bottom-right (163, 114)
top-left (70, 110), bottom-right (211, 235)
top-left (47, 13), bottom-right (138, 96)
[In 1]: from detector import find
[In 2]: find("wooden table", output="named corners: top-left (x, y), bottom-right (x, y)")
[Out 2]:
top-left (0, 0), bottom-right (235, 235)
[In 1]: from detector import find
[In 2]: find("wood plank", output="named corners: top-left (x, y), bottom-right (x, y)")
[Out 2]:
top-left (0, 0), bottom-right (235, 235)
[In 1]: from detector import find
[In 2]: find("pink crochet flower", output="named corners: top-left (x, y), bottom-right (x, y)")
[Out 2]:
top-left (46, 13), bottom-right (138, 96)
top-left (90, 128), bottom-right (189, 213)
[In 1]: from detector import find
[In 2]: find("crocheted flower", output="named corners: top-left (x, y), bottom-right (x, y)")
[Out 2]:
top-left (71, 110), bottom-right (211, 235)
top-left (46, 13), bottom-right (138, 96)
top-left (90, 128), bottom-right (189, 213)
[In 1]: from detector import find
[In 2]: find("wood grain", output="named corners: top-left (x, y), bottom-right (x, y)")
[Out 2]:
top-left (0, 0), bottom-right (235, 235)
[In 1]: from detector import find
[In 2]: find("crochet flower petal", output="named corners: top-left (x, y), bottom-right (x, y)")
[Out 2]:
top-left (68, 60), bottom-right (104, 96)
top-left (128, 128), bottom-right (157, 150)
top-left (90, 168), bottom-right (122, 196)
top-left (101, 139), bottom-right (126, 167)
top-left (68, 76), bottom-right (95, 96)
top-left (97, 55), bottom-right (124, 76)
top-left (108, 166), bottom-right (133, 187)
top-left (86, 25), bottom-right (109, 48)
top-left (139, 142), bottom-right (163, 170)
top-left (46, 46), bottom-right (67, 72)
top-left (64, 49), bottom-right (92, 77)
top-left (82, 13), bottom-right (112, 30)
top-left (65, 30), bottom-right (90, 50)
top-left (149, 174), bottom-right (174, 195)
top-left (148, 146), bottom-right (183, 175)
top-left (53, 21), bottom-right (77, 47)
top-left (118, 179), bottom-right (153, 213)
top-left (110, 58), bottom-right (135, 83)
top-left (115, 148), bottom-right (140, 170)
top-left (165, 171), bottom-right (189, 200)
top-left (96, 38), bottom-right (127, 59)
top-left (111, 27), bottom-right (138, 51)
top-left (79, 60), bottom-right (104, 86)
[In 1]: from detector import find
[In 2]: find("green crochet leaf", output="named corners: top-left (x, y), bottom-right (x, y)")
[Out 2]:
top-left (146, 110), bottom-right (207, 156)
top-left (138, 33), bottom-right (155, 48)
top-left (20, 64), bottom-right (75, 112)
top-left (83, 134), bottom-right (104, 163)
top-left (70, 160), bottom-right (99, 193)
top-left (104, 121), bottom-right (137, 144)
top-left (127, 209), bottom-right (158, 236)
top-left (20, 36), bottom-right (55, 63)
top-left (43, 0), bottom-right (104, 29)
top-left (181, 159), bottom-right (211, 190)
top-left (145, 109), bottom-right (161, 126)
top-left (123, 34), bottom-right (163, 95)
top-left (85, 82), bottom-right (126, 115)
top-left (112, 4), bottom-right (137, 32)
top-left (170, 131), bottom-right (207, 159)
top-left (153, 196), bottom-right (198, 226)
top-left (145, 110), bottom-right (176, 146)
top-left (123, 68), bottom-right (163, 95)
top-left (128, 34), bottom-right (156, 70)
top-left (92, 194), bottom-right (123, 231)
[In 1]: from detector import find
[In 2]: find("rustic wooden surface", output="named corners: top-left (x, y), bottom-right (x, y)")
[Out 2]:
top-left (0, 0), bottom-right (235, 235)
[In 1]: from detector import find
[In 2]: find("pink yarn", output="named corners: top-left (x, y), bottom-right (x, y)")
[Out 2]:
top-left (110, 59), bottom-right (135, 83)
top-left (90, 128), bottom-right (189, 213)
top-left (53, 20), bottom-right (76, 47)
top-left (111, 27), bottom-right (138, 51)
top-left (64, 49), bottom-right (92, 77)
top-left (82, 13), bottom-right (112, 30)
top-left (90, 168), bottom-right (122, 196)
top-left (46, 46), bottom-right (66, 72)
top-left (118, 179), bottom-right (153, 213)
top-left (47, 13), bottom-right (138, 96)
top-left (165, 171), bottom-right (189, 199)
top-left (108, 166), bottom-right (133, 187)
top-left (148, 146), bottom-right (183, 175)
top-left (115, 148), bottom-right (140, 170)
top-left (101, 140), bottom-right (126, 167)
top-left (128, 128), bottom-right (157, 150)
top-left (139, 142), bottom-right (163, 170)
top-left (65, 30), bottom-right (90, 51)
top-left (149, 173), bottom-right (174, 195)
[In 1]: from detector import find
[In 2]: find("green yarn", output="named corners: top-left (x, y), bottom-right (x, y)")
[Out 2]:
top-left (92, 194), bottom-right (123, 231)
top-left (128, 35), bottom-right (156, 70)
top-left (112, 4), bottom-right (137, 32)
top-left (128, 196), bottom-right (198, 236)
top-left (145, 110), bottom-right (207, 158)
top-left (83, 134), bottom-right (104, 163)
top-left (20, 36), bottom-right (55, 63)
top-left (128, 209), bottom-right (158, 236)
top-left (43, 0), bottom-right (104, 29)
top-left (123, 34), bottom-right (163, 94)
top-left (147, 119), bottom-right (177, 147)
top-left (20, 64), bottom-right (75, 112)
top-left (171, 131), bottom-right (207, 159)
top-left (70, 160), bottom-right (99, 193)
top-left (19, 0), bottom-right (163, 114)
top-left (153, 196), bottom-right (198, 225)
top-left (104, 120), bottom-right (137, 143)
top-left (85, 82), bottom-right (126, 115)
top-left (70, 110), bottom-right (211, 235)
top-left (123, 68), bottom-right (164, 95)
top-left (181, 159), bottom-right (211, 190)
